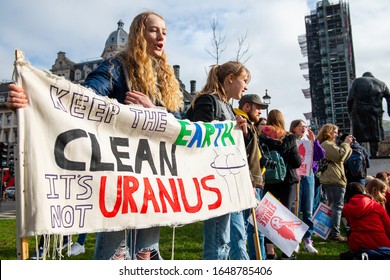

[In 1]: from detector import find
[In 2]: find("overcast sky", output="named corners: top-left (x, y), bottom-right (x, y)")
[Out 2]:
top-left (1, 0), bottom-right (389, 126)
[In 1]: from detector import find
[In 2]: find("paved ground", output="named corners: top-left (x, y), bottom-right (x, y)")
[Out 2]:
top-left (366, 157), bottom-right (389, 177)
top-left (0, 199), bottom-right (16, 219)
top-left (0, 158), bottom-right (387, 220)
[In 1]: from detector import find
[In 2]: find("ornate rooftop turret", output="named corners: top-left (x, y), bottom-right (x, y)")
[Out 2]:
top-left (101, 20), bottom-right (128, 59)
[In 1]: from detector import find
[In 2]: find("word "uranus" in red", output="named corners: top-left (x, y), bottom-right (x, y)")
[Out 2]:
top-left (99, 175), bottom-right (222, 217)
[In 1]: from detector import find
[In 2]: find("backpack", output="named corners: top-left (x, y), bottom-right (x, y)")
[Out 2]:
top-left (345, 147), bottom-right (366, 179)
top-left (262, 144), bottom-right (287, 184)
top-left (185, 94), bottom-right (223, 121)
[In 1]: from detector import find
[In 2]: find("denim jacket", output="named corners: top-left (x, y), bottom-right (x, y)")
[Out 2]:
top-left (83, 57), bottom-right (128, 104)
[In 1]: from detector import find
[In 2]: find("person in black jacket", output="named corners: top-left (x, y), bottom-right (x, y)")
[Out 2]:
top-left (258, 109), bottom-right (302, 260)
top-left (338, 133), bottom-right (370, 186)
top-left (187, 61), bottom-right (251, 260)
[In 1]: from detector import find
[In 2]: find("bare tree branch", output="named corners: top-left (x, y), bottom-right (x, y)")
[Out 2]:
top-left (205, 19), bottom-right (252, 64)
top-left (204, 18), bottom-right (226, 64)
top-left (236, 30), bottom-right (252, 63)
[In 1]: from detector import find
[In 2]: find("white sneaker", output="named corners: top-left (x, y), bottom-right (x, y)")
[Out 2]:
top-left (57, 240), bottom-right (73, 253)
top-left (68, 242), bottom-right (85, 256)
top-left (110, 240), bottom-right (131, 260)
top-left (303, 239), bottom-right (318, 254)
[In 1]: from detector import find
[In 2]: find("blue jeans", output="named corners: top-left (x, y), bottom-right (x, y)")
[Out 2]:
top-left (244, 189), bottom-right (266, 259)
top-left (94, 227), bottom-right (160, 260)
top-left (203, 213), bottom-right (230, 260)
top-left (229, 211), bottom-right (249, 260)
top-left (76, 233), bottom-right (87, 245)
top-left (313, 175), bottom-right (322, 213)
top-left (299, 175), bottom-right (315, 239)
top-left (323, 185), bottom-right (346, 237)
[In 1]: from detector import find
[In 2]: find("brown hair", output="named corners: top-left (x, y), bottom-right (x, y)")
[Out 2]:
top-left (345, 182), bottom-right (366, 203)
top-left (255, 117), bottom-right (267, 127)
top-left (266, 109), bottom-right (286, 135)
top-left (366, 178), bottom-right (387, 207)
top-left (376, 172), bottom-right (389, 185)
top-left (317, 123), bottom-right (338, 143)
top-left (197, 61), bottom-right (250, 103)
top-left (289, 119), bottom-right (305, 134)
top-left (118, 11), bottom-right (182, 112)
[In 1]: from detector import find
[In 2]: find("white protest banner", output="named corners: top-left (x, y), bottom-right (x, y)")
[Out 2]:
top-left (312, 202), bottom-right (332, 240)
top-left (250, 192), bottom-right (308, 257)
top-left (296, 139), bottom-right (313, 176)
top-left (14, 51), bottom-right (256, 237)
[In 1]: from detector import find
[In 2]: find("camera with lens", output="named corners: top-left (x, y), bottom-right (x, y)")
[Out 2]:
top-left (351, 136), bottom-right (356, 143)
top-left (260, 156), bottom-right (278, 169)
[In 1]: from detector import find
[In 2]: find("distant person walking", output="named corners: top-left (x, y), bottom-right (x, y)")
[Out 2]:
top-left (347, 72), bottom-right (390, 157)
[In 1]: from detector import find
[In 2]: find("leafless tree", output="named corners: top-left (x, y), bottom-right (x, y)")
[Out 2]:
top-left (205, 18), bottom-right (226, 65)
top-left (235, 30), bottom-right (251, 63)
top-left (205, 18), bottom-right (251, 64)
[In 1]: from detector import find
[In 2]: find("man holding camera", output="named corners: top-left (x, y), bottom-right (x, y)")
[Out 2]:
top-left (234, 94), bottom-right (269, 260)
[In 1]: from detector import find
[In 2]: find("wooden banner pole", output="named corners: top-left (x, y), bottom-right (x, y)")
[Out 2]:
top-left (251, 207), bottom-right (263, 260)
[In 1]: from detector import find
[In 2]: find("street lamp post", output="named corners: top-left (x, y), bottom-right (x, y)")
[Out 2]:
top-left (263, 89), bottom-right (271, 116)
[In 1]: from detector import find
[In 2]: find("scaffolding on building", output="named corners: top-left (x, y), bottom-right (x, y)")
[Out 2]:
top-left (298, 0), bottom-right (355, 133)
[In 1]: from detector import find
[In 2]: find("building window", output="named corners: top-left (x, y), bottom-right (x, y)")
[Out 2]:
top-left (75, 71), bottom-right (81, 81)
top-left (6, 114), bottom-right (11, 125)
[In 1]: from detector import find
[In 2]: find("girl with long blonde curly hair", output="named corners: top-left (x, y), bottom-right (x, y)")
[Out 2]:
top-left (120, 11), bottom-right (182, 112)
top-left (7, 11), bottom-right (183, 261)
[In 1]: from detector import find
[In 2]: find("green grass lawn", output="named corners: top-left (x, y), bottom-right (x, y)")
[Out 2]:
top-left (0, 219), bottom-right (348, 260)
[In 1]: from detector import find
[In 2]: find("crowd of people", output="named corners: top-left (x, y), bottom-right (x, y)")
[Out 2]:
top-left (6, 10), bottom-right (390, 260)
